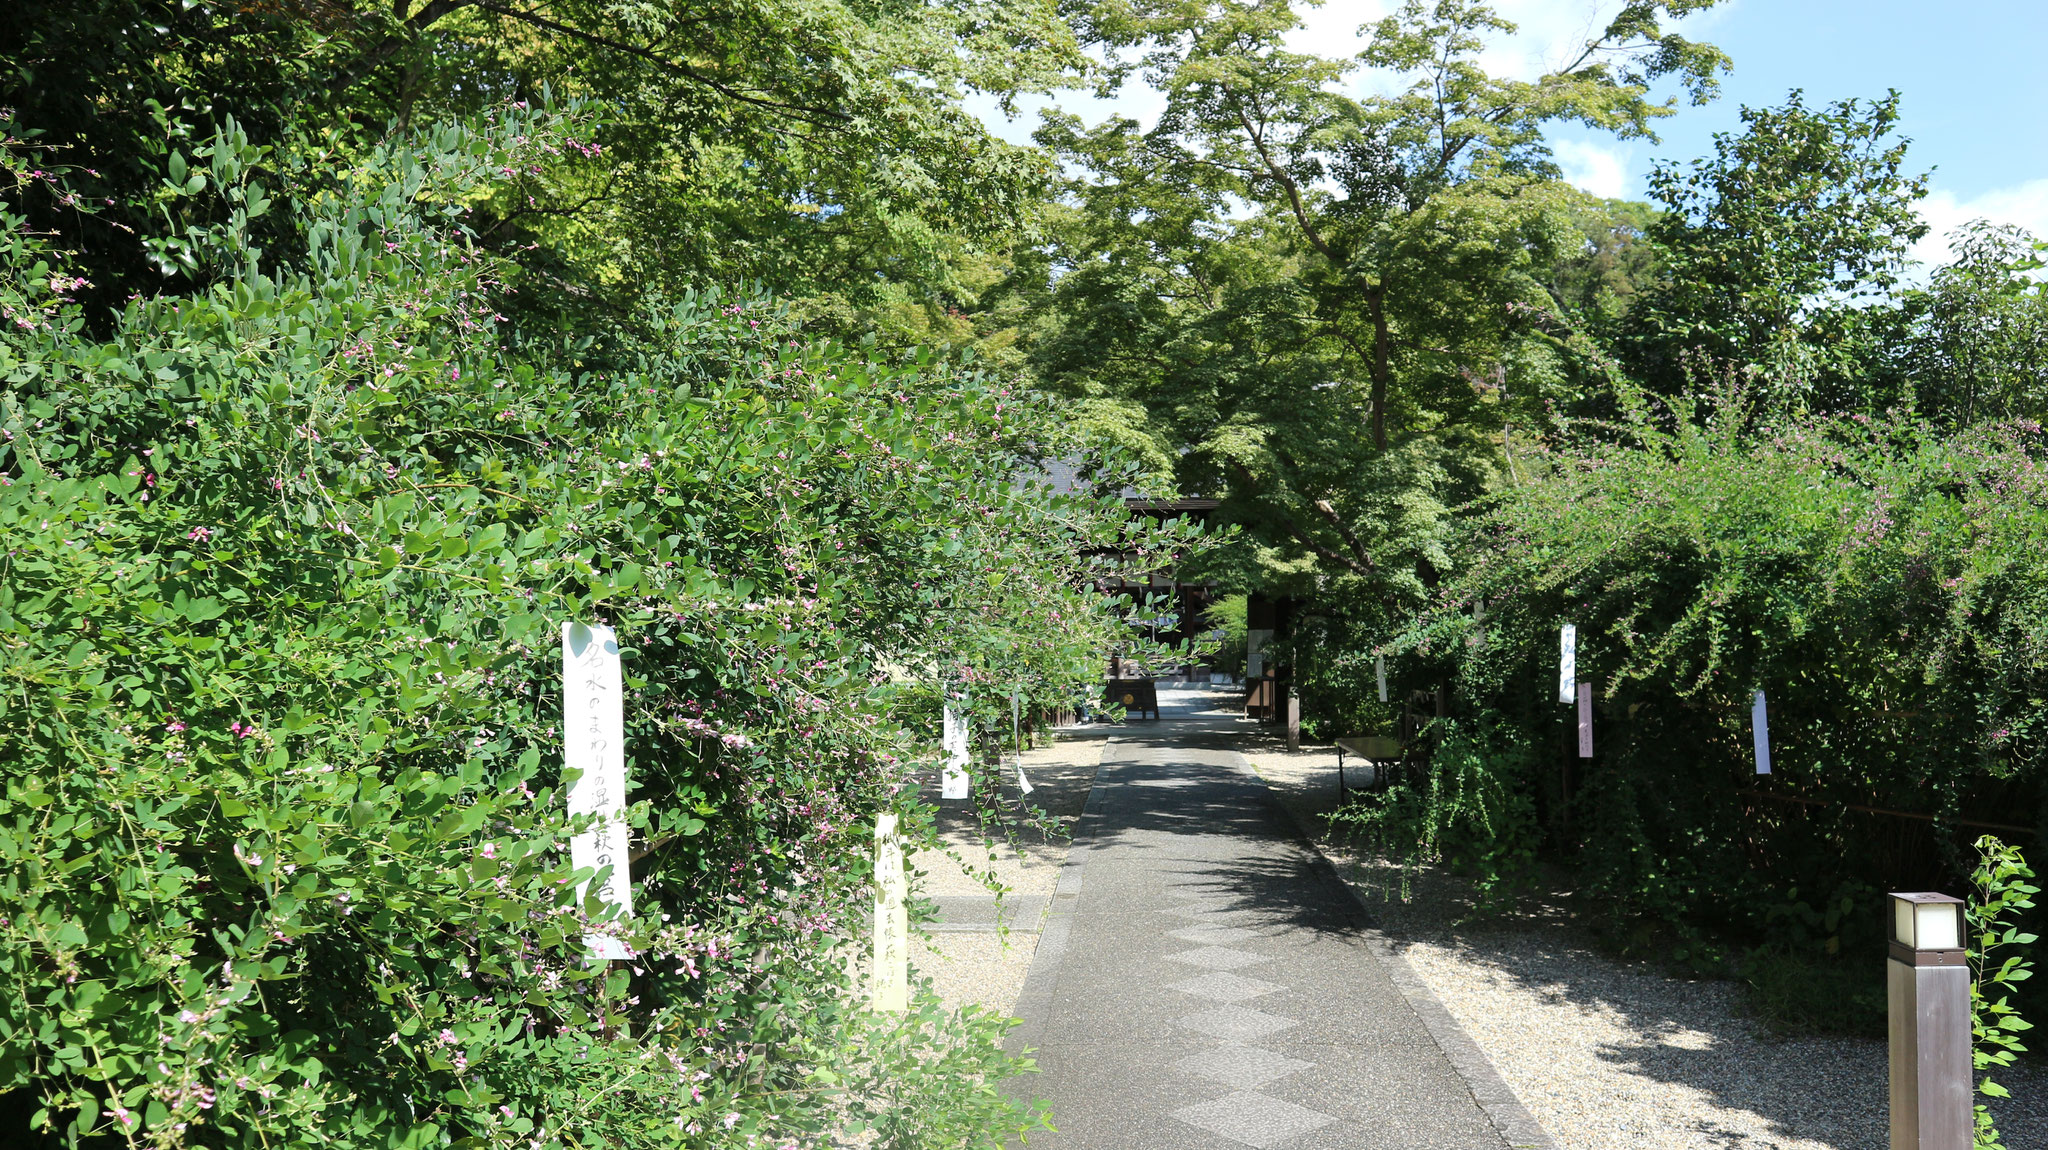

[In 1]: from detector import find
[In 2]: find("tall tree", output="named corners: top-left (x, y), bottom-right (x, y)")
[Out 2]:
top-left (1622, 89), bottom-right (1929, 409)
top-left (1906, 220), bottom-right (2048, 429)
top-left (1024, 0), bottom-right (1728, 596)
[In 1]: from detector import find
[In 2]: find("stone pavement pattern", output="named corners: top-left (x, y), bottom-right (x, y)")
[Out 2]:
top-left (1009, 695), bottom-right (1546, 1149)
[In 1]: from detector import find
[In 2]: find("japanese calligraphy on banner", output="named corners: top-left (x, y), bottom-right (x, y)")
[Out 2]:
top-left (1752, 690), bottom-right (1772, 775)
top-left (563, 621), bottom-right (632, 961)
top-left (1559, 624), bottom-right (1577, 704)
top-left (870, 814), bottom-right (908, 1012)
top-left (941, 702), bottom-right (970, 800)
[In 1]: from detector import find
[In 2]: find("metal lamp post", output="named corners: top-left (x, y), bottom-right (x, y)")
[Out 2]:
top-left (1888, 891), bottom-right (1970, 1150)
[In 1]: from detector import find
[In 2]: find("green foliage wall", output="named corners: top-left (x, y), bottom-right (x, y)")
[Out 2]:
top-left (0, 109), bottom-right (1167, 1148)
top-left (1396, 387), bottom-right (2048, 981)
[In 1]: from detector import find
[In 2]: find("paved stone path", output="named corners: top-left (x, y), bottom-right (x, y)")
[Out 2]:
top-left (1008, 699), bottom-right (1552, 1149)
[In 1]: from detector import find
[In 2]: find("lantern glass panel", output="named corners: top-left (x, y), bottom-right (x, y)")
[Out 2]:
top-left (1916, 902), bottom-right (1960, 950)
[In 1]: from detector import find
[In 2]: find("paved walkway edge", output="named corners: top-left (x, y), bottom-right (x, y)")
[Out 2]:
top-left (1005, 737), bottom-right (1111, 1059)
top-left (1258, 763), bottom-right (1562, 1150)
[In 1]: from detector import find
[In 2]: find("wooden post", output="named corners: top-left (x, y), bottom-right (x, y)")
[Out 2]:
top-left (870, 814), bottom-right (908, 1012)
top-left (1286, 691), bottom-right (1301, 751)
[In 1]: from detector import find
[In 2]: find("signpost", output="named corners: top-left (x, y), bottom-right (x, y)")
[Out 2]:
top-left (1375, 654), bottom-right (1388, 703)
top-left (871, 814), bottom-right (909, 1012)
top-left (563, 621), bottom-right (632, 961)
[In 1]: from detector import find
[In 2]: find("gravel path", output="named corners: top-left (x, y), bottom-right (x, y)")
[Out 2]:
top-left (909, 727), bottom-right (1108, 1016)
top-left (1244, 723), bottom-right (2048, 1150)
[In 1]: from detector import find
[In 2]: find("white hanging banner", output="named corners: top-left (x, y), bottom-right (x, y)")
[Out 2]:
top-left (1577, 681), bottom-right (1594, 759)
top-left (941, 702), bottom-right (970, 800)
top-left (1011, 691), bottom-right (1033, 794)
top-left (1376, 654), bottom-right (1388, 703)
top-left (1752, 690), bottom-right (1772, 775)
top-left (1558, 624), bottom-right (1577, 704)
top-left (563, 621), bottom-right (633, 961)
top-left (870, 813), bottom-right (908, 1012)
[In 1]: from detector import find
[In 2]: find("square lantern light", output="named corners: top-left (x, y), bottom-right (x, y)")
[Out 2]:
top-left (1890, 892), bottom-right (1965, 953)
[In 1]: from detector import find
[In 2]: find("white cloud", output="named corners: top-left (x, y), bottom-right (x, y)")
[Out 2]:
top-left (1913, 179), bottom-right (2048, 269)
top-left (1476, 0), bottom-right (1624, 81)
top-left (1551, 137), bottom-right (1632, 199)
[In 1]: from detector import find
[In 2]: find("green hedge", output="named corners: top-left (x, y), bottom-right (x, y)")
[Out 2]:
top-left (1349, 388), bottom-right (2048, 995)
top-left (0, 110), bottom-right (1174, 1147)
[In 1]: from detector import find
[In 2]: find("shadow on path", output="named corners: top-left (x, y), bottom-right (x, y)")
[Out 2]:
top-left (1009, 707), bottom-right (1542, 1150)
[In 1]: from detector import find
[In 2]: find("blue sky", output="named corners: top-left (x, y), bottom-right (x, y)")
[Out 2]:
top-left (966, 1), bottom-right (2048, 267)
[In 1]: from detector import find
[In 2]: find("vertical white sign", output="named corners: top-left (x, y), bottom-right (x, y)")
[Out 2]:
top-left (870, 813), bottom-right (908, 1012)
top-left (1577, 681), bottom-right (1594, 759)
top-left (1376, 654), bottom-right (1388, 703)
top-left (1752, 690), bottom-right (1772, 775)
top-left (1011, 691), bottom-right (1033, 795)
top-left (1558, 624), bottom-right (1577, 704)
top-left (941, 702), bottom-right (970, 800)
top-left (563, 621), bottom-right (632, 961)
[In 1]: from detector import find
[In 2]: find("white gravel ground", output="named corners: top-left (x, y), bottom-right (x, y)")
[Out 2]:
top-left (908, 730), bottom-right (1108, 1016)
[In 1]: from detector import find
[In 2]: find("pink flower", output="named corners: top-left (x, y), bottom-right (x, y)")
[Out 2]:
top-left (479, 842), bottom-right (498, 860)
